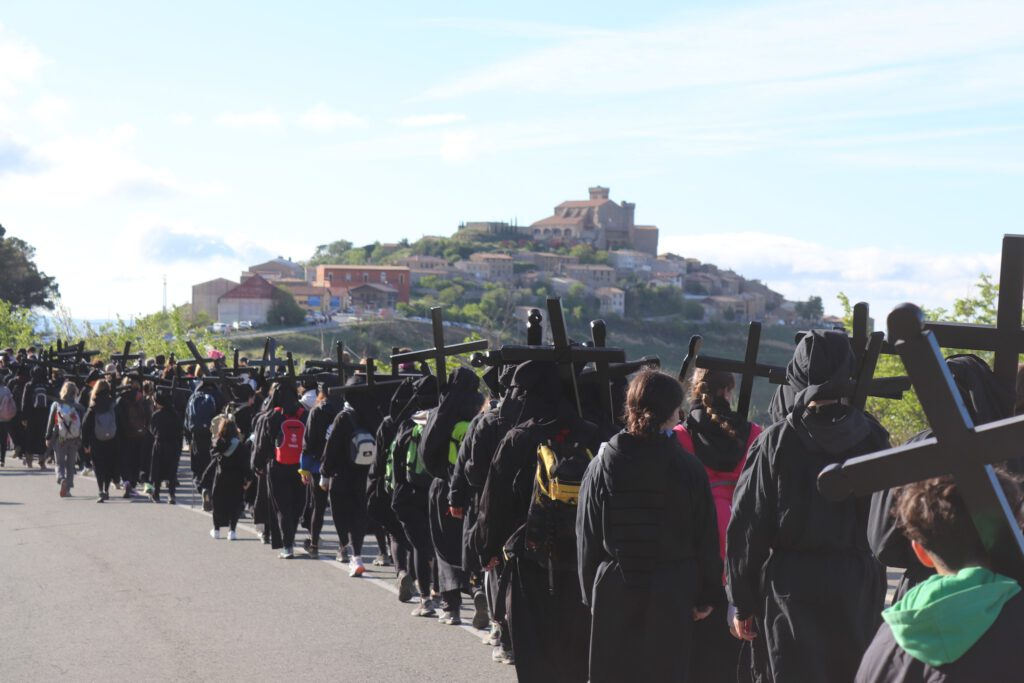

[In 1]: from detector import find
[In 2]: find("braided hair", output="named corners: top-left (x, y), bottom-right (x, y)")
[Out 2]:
top-left (625, 369), bottom-right (684, 439)
top-left (690, 367), bottom-right (741, 442)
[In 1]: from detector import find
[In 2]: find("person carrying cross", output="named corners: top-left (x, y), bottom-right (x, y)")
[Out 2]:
top-left (855, 472), bottom-right (1024, 682)
top-left (726, 330), bottom-right (891, 683)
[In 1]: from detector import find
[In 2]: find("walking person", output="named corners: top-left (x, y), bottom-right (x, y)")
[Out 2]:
top-left (577, 369), bottom-right (723, 683)
top-left (148, 391), bottom-right (183, 504)
top-left (206, 420), bottom-right (251, 540)
top-left (83, 379), bottom-right (118, 502)
top-left (46, 382), bottom-right (83, 497)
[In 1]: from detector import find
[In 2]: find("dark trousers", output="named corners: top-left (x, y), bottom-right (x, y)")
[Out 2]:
top-left (0, 422), bottom-right (7, 465)
top-left (329, 469), bottom-right (369, 555)
top-left (118, 435), bottom-right (145, 487)
top-left (306, 479), bottom-right (328, 547)
top-left (190, 430), bottom-right (211, 490)
top-left (150, 441), bottom-right (180, 497)
top-left (91, 442), bottom-right (116, 494)
top-left (400, 505), bottom-right (435, 596)
top-left (269, 462), bottom-right (305, 549)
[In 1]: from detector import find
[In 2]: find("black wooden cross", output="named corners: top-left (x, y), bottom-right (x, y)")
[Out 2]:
top-left (388, 307), bottom-right (488, 388)
top-left (497, 298), bottom-right (626, 417)
top-left (818, 302), bottom-right (1024, 583)
top-left (678, 322), bottom-right (784, 420)
top-left (110, 341), bottom-right (144, 372)
top-left (469, 307), bottom-right (545, 369)
top-left (920, 234), bottom-right (1024, 389)
top-left (244, 338), bottom-right (289, 378)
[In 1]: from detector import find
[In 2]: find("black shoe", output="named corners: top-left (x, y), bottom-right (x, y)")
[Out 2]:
top-left (202, 491), bottom-right (212, 512)
top-left (168, 495), bottom-right (176, 505)
top-left (472, 591), bottom-right (490, 630)
top-left (398, 571), bottom-right (415, 603)
top-left (122, 488), bottom-right (131, 499)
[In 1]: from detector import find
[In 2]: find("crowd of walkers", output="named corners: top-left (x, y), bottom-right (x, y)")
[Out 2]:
top-left (3, 336), bottom-right (1024, 683)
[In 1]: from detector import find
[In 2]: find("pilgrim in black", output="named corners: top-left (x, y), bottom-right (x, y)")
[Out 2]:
top-left (726, 330), bottom-right (890, 683)
top-left (577, 369), bottom-right (722, 683)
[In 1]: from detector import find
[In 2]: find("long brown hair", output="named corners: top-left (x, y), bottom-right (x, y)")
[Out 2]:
top-left (624, 369), bottom-right (684, 438)
top-left (690, 367), bottom-right (741, 442)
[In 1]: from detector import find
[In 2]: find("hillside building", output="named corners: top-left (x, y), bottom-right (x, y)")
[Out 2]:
top-left (191, 278), bottom-right (236, 321)
top-left (530, 186), bottom-right (659, 255)
top-left (243, 257), bottom-right (306, 282)
top-left (596, 287), bottom-right (626, 317)
top-left (454, 253), bottom-right (514, 281)
top-left (217, 274), bottom-right (276, 324)
top-left (313, 265), bottom-right (410, 305)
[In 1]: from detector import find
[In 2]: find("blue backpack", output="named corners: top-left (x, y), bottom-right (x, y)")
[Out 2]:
top-left (186, 391), bottom-right (217, 432)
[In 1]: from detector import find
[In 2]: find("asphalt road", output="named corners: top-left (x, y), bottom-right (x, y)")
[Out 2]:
top-left (0, 460), bottom-right (517, 683)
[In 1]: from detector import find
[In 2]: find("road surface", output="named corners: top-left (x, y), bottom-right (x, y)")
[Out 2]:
top-left (0, 460), bottom-right (517, 683)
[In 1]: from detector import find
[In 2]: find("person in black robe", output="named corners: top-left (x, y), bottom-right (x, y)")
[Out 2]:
top-left (205, 420), bottom-right (251, 539)
top-left (856, 472), bottom-right (1024, 683)
top-left (475, 360), bottom-right (601, 683)
top-left (148, 391), bottom-right (183, 504)
top-left (726, 330), bottom-right (890, 683)
top-left (299, 379), bottom-right (342, 558)
top-left (453, 364), bottom-right (520, 644)
top-left (867, 354), bottom-right (1015, 602)
top-left (577, 369), bottom-right (722, 683)
top-left (675, 368), bottom-right (762, 683)
top-left (254, 381), bottom-right (306, 558)
top-left (320, 385), bottom-right (385, 576)
top-left (368, 378), bottom-right (417, 598)
top-left (115, 377), bottom-right (151, 497)
top-left (19, 365), bottom-right (51, 469)
top-left (82, 379), bottom-right (118, 501)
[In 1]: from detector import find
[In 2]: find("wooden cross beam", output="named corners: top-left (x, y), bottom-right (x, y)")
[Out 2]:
top-left (586, 319), bottom-right (616, 423)
top-left (469, 307), bottom-right (546, 369)
top-left (497, 298), bottom-right (626, 417)
top-left (110, 341), bottom-right (144, 372)
top-left (818, 303), bottom-right (1024, 583)
top-left (388, 307), bottom-right (488, 388)
top-left (244, 338), bottom-right (289, 378)
top-left (919, 235), bottom-right (1024, 389)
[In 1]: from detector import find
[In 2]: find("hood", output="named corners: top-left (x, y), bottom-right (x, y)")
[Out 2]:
top-left (786, 330), bottom-right (857, 412)
top-left (509, 360), bottom-right (564, 419)
top-left (685, 397), bottom-right (750, 472)
top-left (883, 566), bottom-right (1020, 667)
top-left (946, 354), bottom-right (1014, 425)
top-left (387, 378), bottom-right (417, 421)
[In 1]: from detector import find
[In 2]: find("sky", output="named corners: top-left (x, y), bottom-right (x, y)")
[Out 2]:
top-left (1, 0), bottom-right (1022, 321)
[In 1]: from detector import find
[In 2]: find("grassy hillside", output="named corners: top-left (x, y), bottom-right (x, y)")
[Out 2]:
top-left (225, 317), bottom-right (797, 423)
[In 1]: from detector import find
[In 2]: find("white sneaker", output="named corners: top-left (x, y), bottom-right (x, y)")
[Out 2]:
top-left (210, 529), bottom-right (221, 540)
top-left (349, 557), bottom-right (365, 577)
top-left (227, 530), bottom-right (238, 541)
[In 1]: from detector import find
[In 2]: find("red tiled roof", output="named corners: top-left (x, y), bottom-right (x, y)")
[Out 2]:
top-left (530, 215), bottom-right (586, 227)
top-left (557, 199), bottom-right (611, 208)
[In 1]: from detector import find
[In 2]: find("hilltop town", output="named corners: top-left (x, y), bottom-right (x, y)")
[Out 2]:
top-left (191, 186), bottom-right (824, 329)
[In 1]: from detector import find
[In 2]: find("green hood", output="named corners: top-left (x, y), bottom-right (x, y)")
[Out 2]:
top-left (883, 566), bottom-right (1020, 667)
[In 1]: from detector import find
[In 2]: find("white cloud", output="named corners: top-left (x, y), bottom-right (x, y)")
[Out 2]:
top-left (28, 96), bottom-right (71, 126)
top-left (298, 104), bottom-right (363, 130)
top-left (0, 124), bottom-right (222, 206)
top-left (424, 0), bottom-right (1024, 101)
top-left (216, 109), bottom-right (281, 128)
top-left (399, 113), bottom-right (467, 127)
top-left (439, 131), bottom-right (481, 163)
top-left (169, 112), bottom-right (194, 126)
top-left (0, 23), bottom-right (45, 97)
top-left (660, 231), bottom-right (1000, 316)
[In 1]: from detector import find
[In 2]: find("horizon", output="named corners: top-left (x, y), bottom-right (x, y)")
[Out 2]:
top-left (2, 1), bottom-right (1021, 320)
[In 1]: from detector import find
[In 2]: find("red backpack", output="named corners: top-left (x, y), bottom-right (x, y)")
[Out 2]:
top-left (674, 422), bottom-right (761, 574)
top-left (274, 407), bottom-right (306, 465)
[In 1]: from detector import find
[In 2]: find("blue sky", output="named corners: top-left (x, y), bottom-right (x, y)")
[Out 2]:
top-left (1, 0), bottom-right (1022, 320)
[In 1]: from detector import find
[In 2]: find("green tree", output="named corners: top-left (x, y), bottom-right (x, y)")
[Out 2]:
top-left (268, 289), bottom-right (306, 326)
top-left (307, 239), bottom-right (354, 266)
top-left (0, 225), bottom-right (60, 309)
top-left (0, 299), bottom-right (36, 347)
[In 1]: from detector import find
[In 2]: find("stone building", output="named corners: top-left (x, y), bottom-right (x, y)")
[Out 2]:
top-left (217, 274), bottom-right (276, 324)
top-left (243, 257), bottom-right (306, 282)
top-left (529, 186), bottom-right (659, 255)
top-left (349, 283), bottom-right (399, 311)
top-left (454, 253), bottom-right (514, 281)
top-left (564, 264), bottom-right (616, 288)
top-left (596, 287), bottom-right (626, 317)
top-left (191, 278), bottom-right (236, 321)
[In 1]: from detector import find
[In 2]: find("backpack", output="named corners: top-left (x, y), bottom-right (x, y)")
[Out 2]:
top-left (674, 423), bottom-right (762, 568)
top-left (0, 385), bottom-right (15, 422)
top-left (524, 431), bottom-right (594, 574)
top-left (55, 403), bottom-right (82, 441)
top-left (186, 391), bottom-right (217, 432)
top-left (124, 394), bottom-right (148, 435)
top-left (418, 367), bottom-right (480, 479)
top-left (350, 426), bottom-right (377, 467)
top-left (405, 423), bottom-right (432, 489)
top-left (94, 405), bottom-right (117, 442)
top-left (275, 407), bottom-right (306, 465)
top-left (31, 385), bottom-right (49, 411)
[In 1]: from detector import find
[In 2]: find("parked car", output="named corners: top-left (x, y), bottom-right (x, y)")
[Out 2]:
top-left (238, 320), bottom-right (254, 330)
top-left (210, 322), bottom-right (229, 334)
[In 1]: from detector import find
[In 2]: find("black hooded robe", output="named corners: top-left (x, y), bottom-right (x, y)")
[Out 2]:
top-left (726, 330), bottom-right (891, 683)
top-left (577, 431), bottom-right (723, 683)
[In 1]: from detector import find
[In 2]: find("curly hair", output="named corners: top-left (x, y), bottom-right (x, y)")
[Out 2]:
top-left (690, 367), bottom-right (741, 442)
top-left (894, 470), bottom-right (1024, 571)
top-left (625, 369), bottom-right (684, 438)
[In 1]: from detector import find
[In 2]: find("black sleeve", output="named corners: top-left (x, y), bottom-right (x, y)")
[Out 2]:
top-left (449, 414), bottom-right (485, 508)
top-left (576, 454), bottom-right (607, 607)
top-left (391, 425), bottom-right (411, 486)
top-left (688, 456), bottom-right (725, 607)
top-left (321, 411), bottom-right (354, 479)
top-left (726, 431), bottom-right (776, 620)
top-left (464, 418), bottom-right (501, 489)
top-left (475, 430), bottom-right (525, 563)
top-left (82, 408), bottom-right (96, 447)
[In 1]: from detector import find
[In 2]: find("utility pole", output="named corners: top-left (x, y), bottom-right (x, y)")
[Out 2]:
top-left (162, 274), bottom-right (167, 313)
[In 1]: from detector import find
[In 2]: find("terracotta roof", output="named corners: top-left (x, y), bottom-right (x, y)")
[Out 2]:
top-left (351, 283), bottom-right (399, 294)
top-left (220, 274), bottom-right (276, 301)
top-left (556, 199), bottom-right (611, 208)
top-left (530, 215), bottom-right (586, 227)
top-left (316, 265), bottom-right (409, 272)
